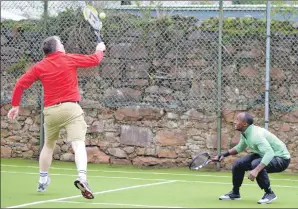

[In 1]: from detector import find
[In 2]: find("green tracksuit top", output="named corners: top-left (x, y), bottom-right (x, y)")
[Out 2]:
top-left (234, 124), bottom-right (291, 166)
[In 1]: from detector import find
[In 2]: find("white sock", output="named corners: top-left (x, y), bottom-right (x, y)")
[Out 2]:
top-left (71, 141), bottom-right (87, 181)
top-left (78, 170), bottom-right (87, 180)
top-left (39, 171), bottom-right (48, 184)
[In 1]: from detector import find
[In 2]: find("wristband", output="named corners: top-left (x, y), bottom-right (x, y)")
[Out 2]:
top-left (221, 151), bottom-right (230, 157)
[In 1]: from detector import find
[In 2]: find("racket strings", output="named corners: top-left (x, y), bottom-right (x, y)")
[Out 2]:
top-left (190, 154), bottom-right (210, 169)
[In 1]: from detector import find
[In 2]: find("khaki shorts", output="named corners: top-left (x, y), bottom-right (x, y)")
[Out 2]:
top-left (43, 102), bottom-right (87, 146)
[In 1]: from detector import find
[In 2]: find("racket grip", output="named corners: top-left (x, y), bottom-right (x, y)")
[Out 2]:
top-left (97, 34), bottom-right (103, 43)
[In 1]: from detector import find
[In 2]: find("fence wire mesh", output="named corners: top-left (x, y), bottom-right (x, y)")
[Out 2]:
top-left (269, 8), bottom-right (298, 117)
top-left (1, 1), bottom-right (297, 116)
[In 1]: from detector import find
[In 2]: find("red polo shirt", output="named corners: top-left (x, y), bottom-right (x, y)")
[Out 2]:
top-left (11, 51), bottom-right (104, 107)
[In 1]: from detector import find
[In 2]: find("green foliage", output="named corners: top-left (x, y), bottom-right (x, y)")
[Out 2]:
top-left (3, 6), bottom-right (298, 66)
top-left (232, 0), bottom-right (266, 4)
top-left (7, 58), bottom-right (27, 73)
top-left (45, 8), bottom-right (85, 41)
top-left (7, 55), bottom-right (33, 76)
top-left (232, 0), bottom-right (298, 20)
top-left (102, 10), bottom-right (298, 46)
top-left (1, 19), bottom-right (42, 31)
top-left (135, 0), bottom-right (160, 20)
top-left (198, 17), bottom-right (298, 43)
top-left (102, 13), bottom-right (138, 39)
top-left (271, 2), bottom-right (298, 20)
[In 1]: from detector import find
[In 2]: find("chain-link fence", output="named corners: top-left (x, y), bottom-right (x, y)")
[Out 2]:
top-left (1, 1), bottom-right (298, 117)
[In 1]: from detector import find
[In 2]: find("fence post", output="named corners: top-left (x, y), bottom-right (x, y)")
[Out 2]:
top-left (216, 0), bottom-right (223, 169)
top-left (39, 0), bottom-right (48, 155)
top-left (264, 0), bottom-right (271, 130)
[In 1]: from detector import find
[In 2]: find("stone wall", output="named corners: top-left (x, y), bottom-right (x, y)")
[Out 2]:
top-left (1, 104), bottom-right (297, 172)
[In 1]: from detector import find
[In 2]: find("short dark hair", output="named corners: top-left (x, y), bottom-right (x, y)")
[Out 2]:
top-left (243, 112), bottom-right (254, 125)
top-left (42, 36), bottom-right (59, 55)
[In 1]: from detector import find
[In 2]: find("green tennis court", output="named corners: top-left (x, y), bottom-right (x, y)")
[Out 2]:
top-left (1, 158), bottom-right (298, 208)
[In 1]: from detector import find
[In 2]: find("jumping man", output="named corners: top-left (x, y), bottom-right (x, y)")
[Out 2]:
top-left (7, 36), bottom-right (106, 199)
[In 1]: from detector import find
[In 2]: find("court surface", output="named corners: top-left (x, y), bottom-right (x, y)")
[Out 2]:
top-left (1, 158), bottom-right (298, 208)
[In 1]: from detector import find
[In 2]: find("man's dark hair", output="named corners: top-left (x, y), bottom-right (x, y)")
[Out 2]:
top-left (243, 112), bottom-right (254, 125)
top-left (42, 36), bottom-right (59, 55)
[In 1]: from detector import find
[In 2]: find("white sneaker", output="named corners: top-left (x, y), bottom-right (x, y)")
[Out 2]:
top-left (74, 178), bottom-right (94, 199)
top-left (37, 177), bottom-right (51, 192)
top-left (219, 191), bottom-right (241, 200)
top-left (257, 192), bottom-right (277, 204)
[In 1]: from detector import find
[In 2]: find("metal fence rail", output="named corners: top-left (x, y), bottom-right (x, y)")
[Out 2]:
top-left (1, 1), bottom-right (297, 116)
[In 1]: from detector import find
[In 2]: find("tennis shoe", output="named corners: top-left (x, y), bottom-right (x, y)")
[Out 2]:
top-left (74, 178), bottom-right (94, 199)
top-left (219, 191), bottom-right (241, 200)
top-left (257, 192), bottom-right (277, 204)
top-left (37, 177), bottom-right (51, 192)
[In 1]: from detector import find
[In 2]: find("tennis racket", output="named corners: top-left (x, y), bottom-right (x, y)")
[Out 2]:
top-left (189, 152), bottom-right (219, 170)
top-left (82, 5), bottom-right (103, 43)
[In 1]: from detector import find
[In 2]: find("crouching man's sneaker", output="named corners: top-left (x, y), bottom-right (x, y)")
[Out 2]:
top-left (219, 191), bottom-right (241, 200)
top-left (74, 178), bottom-right (94, 199)
top-left (257, 192), bottom-right (277, 204)
top-left (37, 177), bottom-right (51, 192)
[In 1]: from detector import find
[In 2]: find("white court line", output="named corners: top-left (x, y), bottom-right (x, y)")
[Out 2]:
top-left (56, 200), bottom-right (185, 208)
top-left (1, 171), bottom-right (160, 182)
top-left (6, 180), bottom-right (177, 208)
top-left (2, 170), bottom-right (298, 189)
top-left (2, 164), bottom-right (298, 182)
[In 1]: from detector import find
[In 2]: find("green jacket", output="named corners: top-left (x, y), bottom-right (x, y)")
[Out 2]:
top-left (234, 124), bottom-right (291, 166)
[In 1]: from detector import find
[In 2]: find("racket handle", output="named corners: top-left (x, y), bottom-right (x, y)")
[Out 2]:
top-left (97, 34), bottom-right (103, 43)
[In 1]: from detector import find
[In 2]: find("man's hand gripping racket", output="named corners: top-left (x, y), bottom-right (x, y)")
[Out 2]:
top-left (189, 152), bottom-right (220, 171)
top-left (82, 5), bottom-right (103, 43)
